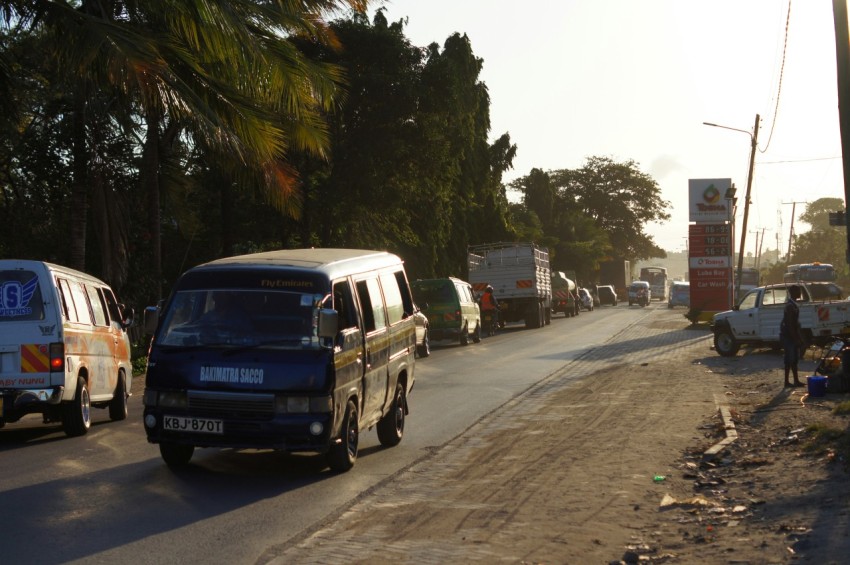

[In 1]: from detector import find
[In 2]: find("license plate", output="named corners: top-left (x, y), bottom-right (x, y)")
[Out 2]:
top-left (164, 415), bottom-right (223, 434)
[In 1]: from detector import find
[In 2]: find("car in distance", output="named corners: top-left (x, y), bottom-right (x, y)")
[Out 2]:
top-left (578, 287), bottom-right (594, 311)
top-left (410, 277), bottom-right (481, 345)
top-left (627, 281), bottom-right (651, 306)
top-left (668, 282), bottom-right (690, 308)
top-left (413, 305), bottom-right (430, 358)
top-left (596, 284), bottom-right (618, 306)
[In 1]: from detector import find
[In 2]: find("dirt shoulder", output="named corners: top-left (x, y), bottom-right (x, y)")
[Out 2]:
top-left (263, 309), bottom-right (850, 564)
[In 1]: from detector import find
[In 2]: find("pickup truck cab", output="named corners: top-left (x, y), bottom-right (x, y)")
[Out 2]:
top-left (712, 283), bottom-right (850, 356)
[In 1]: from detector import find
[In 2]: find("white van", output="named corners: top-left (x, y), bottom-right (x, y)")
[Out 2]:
top-left (0, 260), bottom-right (134, 436)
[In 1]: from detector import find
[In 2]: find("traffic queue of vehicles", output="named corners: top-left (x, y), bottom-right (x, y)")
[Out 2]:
top-left (0, 245), bottom-right (637, 474)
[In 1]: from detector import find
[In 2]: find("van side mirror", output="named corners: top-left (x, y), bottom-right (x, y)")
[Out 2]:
top-left (317, 308), bottom-right (338, 339)
top-left (143, 306), bottom-right (159, 335)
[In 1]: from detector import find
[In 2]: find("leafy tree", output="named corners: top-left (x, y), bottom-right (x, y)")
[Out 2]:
top-left (550, 156), bottom-right (670, 261)
top-left (1, 0), bottom-right (366, 300)
top-left (790, 197), bottom-right (849, 286)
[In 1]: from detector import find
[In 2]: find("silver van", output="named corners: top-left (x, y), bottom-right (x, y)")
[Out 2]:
top-left (0, 260), bottom-right (134, 435)
top-left (143, 248), bottom-right (417, 472)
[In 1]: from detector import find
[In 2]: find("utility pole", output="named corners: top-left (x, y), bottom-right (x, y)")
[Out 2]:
top-left (832, 0), bottom-right (850, 264)
top-left (749, 229), bottom-right (761, 268)
top-left (783, 201), bottom-right (807, 264)
top-left (756, 227), bottom-right (766, 270)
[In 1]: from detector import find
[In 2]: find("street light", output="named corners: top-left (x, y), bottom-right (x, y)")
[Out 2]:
top-left (703, 114), bottom-right (760, 304)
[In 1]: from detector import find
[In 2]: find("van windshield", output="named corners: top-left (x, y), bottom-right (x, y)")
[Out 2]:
top-left (157, 289), bottom-right (324, 350)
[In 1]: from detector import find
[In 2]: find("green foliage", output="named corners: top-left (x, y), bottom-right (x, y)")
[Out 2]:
top-left (833, 401), bottom-right (850, 416)
top-left (803, 423), bottom-right (850, 458)
top-left (511, 157), bottom-right (671, 281)
top-left (755, 197), bottom-right (850, 291)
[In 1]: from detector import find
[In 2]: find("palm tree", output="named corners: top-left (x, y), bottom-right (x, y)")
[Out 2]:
top-left (1, 0), bottom-right (367, 297)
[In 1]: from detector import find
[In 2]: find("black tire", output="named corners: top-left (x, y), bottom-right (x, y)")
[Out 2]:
top-left (417, 328), bottom-right (431, 358)
top-left (460, 323), bottom-right (470, 346)
top-left (108, 371), bottom-right (128, 421)
top-left (472, 321), bottom-right (482, 343)
top-left (545, 308), bottom-right (552, 325)
top-left (63, 376), bottom-right (91, 437)
top-left (160, 442), bottom-right (194, 467)
top-left (377, 384), bottom-right (406, 447)
top-left (328, 400), bottom-right (358, 472)
top-left (714, 329), bottom-right (740, 357)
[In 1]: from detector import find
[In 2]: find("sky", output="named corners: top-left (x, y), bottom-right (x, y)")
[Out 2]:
top-left (371, 0), bottom-right (846, 255)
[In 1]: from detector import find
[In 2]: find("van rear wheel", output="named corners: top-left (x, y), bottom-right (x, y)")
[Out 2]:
top-left (108, 371), bottom-right (128, 421)
top-left (63, 376), bottom-right (91, 437)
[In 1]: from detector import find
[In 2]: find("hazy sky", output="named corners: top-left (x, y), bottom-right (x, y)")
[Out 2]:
top-left (372, 0), bottom-right (845, 255)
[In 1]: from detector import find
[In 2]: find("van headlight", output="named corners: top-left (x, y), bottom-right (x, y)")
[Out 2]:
top-left (274, 395), bottom-right (332, 414)
top-left (142, 389), bottom-right (186, 408)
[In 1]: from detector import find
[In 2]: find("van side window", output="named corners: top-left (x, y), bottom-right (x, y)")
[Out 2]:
top-left (356, 278), bottom-right (386, 332)
top-left (85, 285), bottom-right (108, 326)
top-left (380, 273), bottom-right (404, 325)
top-left (333, 280), bottom-right (358, 330)
top-left (57, 278), bottom-right (78, 322)
top-left (68, 280), bottom-right (93, 324)
top-left (102, 287), bottom-right (121, 325)
top-left (393, 270), bottom-right (415, 316)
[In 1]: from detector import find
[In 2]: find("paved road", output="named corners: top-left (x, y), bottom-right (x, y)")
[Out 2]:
top-left (0, 303), bottom-right (656, 564)
top-left (263, 305), bottom-right (722, 564)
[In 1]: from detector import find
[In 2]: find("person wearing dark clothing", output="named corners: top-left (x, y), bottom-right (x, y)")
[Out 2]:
top-left (780, 285), bottom-right (805, 387)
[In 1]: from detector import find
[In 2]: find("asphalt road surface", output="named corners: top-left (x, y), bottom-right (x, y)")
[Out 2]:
top-left (0, 302), bottom-right (656, 564)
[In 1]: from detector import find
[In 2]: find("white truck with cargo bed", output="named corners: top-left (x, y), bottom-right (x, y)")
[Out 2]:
top-left (711, 283), bottom-right (850, 356)
top-left (467, 243), bottom-right (552, 329)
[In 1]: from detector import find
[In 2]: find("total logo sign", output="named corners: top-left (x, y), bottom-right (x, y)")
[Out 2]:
top-left (689, 256), bottom-right (730, 268)
top-left (689, 178), bottom-right (732, 223)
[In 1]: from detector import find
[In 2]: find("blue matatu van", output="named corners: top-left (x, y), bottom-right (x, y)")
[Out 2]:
top-left (142, 248), bottom-right (417, 472)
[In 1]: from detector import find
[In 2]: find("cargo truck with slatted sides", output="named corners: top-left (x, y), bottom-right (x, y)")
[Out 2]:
top-left (467, 243), bottom-right (552, 329)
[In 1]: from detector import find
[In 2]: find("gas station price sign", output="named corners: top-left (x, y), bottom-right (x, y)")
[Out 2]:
top-left (689, 223), bottom-right (732, 257)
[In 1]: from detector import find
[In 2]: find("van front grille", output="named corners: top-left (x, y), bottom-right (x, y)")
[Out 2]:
top-left (187, 390), bottom-right (275, 419)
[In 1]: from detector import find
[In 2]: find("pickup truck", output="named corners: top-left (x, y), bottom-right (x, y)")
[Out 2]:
top-left (711, 284), bottom-right (850, 357)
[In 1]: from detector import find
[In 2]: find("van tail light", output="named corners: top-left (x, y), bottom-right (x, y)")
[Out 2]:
top-left (49, 342), bottom-right (64, 372)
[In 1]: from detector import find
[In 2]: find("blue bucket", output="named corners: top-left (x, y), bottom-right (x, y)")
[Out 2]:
top-left (807, 376), bottom-right (827, 397)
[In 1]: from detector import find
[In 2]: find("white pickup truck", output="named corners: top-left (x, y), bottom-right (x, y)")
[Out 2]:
top-left (711, 284), bottom-right (850, 356)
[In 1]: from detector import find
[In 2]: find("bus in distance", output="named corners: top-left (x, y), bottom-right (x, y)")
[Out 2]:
top-left (783, 262), bottom-right (836, 284)
top-left (639, 266), bottom-right (668, 301)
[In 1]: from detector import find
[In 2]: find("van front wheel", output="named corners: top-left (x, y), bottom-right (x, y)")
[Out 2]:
top-left (377, 384), bottom-right (406, 447)
top-left (63, 377), bottom-right (91, 437)
top-left (108, 371), bottom-right (128, 421)
top-left (328, 400), bottom-right (358, 472)
top-left (160, 442), bottom-right (194, 467)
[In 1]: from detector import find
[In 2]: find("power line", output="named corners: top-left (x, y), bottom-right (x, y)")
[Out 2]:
top-left (758, 156), bottom-right (843, 164)
top-left (760, 0), bottom-right (792, 154)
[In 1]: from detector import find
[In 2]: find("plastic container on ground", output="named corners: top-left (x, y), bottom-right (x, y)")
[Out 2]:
top-left (807, 375), bottom-right (827, 397)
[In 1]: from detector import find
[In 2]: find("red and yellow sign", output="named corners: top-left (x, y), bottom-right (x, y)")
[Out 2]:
top-left (20, 344), bottom-right (49, 373)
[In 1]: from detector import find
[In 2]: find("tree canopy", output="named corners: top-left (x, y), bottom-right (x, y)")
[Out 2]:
top-left (511, 157), bottom-right (670, 280)
top-left (1, 5), bottom-right (674, 321)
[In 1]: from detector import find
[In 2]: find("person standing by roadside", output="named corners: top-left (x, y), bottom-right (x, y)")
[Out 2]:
top-left (780, 285), bottom-right (805, 387)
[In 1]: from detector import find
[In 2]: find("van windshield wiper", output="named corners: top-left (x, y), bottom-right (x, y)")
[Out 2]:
top-left (159, 342), bottom-right (231, 353)
top-left (221, 338), bottom-right (309, 356)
